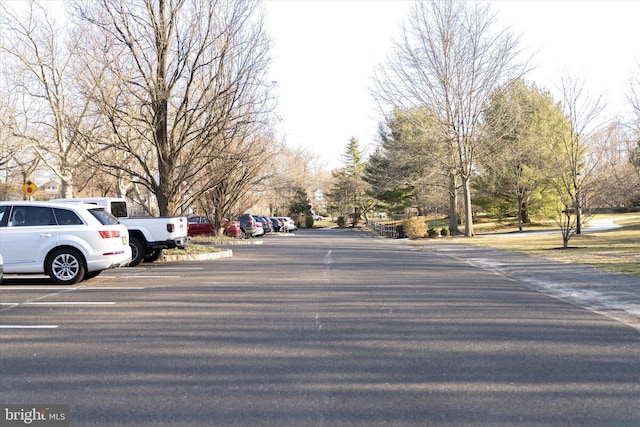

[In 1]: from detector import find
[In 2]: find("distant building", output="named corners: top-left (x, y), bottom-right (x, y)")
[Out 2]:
top-left (312, 187), bottom-right (326, 214)
top-left (40, 179), bottom-right (62, 200)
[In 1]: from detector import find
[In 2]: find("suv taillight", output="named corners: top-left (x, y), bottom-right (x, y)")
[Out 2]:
top-left (167, 224), bottom-right (175, 232)
top-left (99, 230), bottom-right (121, 238)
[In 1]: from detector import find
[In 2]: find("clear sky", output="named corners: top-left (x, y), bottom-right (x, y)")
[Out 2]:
top-left (263, 0), bottom-right (640, 171)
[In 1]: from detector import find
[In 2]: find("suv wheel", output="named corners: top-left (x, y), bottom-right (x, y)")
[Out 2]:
top-left (128, 238), bottom-right (146, 267)
top-left (47, 249), bottom-right (86, 285)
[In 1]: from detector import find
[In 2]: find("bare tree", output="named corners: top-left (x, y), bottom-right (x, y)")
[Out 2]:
top-left (0, 87), bottom-right (42, 199)
top-left (74, 0), bottom-right (275, 216)
top-left (0, 106), bottom-right (43, 200)
top-left (373, 0), bottom-right (526, 236)
top-left (589, 121), bottom-right (639, 208)
top-left (0, 81), bottom-right (22, 191)
top-left (629, 61), bottom-right (640, 134)
top-left (261, 143), bottom-right (325, 217)
top-left (546, 73), bottom-right (607, 247)
top-left (0, 79), bottom-right (14, 171)
top-left (0, 1), bottom-right (90, 198)
top-left (628, 63), bottom-right (640, 205)
top-left (196, 133), bottom-right (273, 236)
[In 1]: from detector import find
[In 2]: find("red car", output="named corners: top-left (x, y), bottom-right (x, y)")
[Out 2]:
top-left (223, 219), bottom-right (242, 238)
top-left (187, 215), bottom-right (214, 236)
top-left (187, 215), bottom-right (242, 238)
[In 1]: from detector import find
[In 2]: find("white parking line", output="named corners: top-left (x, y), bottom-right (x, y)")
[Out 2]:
top-left (0, 284), bottom-right (141, 331)
top-left (0, 287), bottom-right (76, 291)
top-left (0, 287), bottom-right (145, 291)
top-left (120, 275), bottom-right (181, 279)
top-left (0, 302), bottom-right (116, 306)
top-left (1, 325), bottom-right (59, 329)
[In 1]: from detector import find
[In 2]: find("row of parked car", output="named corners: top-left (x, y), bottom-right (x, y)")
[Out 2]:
top-left (187, 214), bottom-right (298, 238)
top-left (0, 201), bottom-right (299, 285)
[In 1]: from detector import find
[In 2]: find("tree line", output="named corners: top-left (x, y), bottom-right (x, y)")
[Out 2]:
top-left (2, 1), bottom-right (638, 245)
top-left (0, 0), bottom-right (331, 235)
top-left (326, 0), bottom-right (640, 247)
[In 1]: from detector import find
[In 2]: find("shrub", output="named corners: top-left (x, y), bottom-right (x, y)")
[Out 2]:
top-left (402, 217), bottom-right (428, 239)
top-left (427, 228), bottom-right (439, 238)
top-left (337, 216), bottom-right (346, 228)
top-left (305, 215), bottom-right (314, 228)
top-left (440, 227), bottom-right (450, 237)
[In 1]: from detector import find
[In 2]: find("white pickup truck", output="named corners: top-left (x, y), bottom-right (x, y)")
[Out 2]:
top-left (54, 197), bottom-right (188, 266)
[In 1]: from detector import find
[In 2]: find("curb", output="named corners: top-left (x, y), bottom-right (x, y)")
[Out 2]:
top-left (191, 239), bottom-right (264, 246)
top-left (158, 249), bottom-right (233, 263)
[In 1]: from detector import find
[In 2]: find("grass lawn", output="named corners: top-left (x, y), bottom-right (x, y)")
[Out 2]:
top-left (163, 235), bottom-right (234, 255)
top-left (449, 213), bottom-right (640, 276)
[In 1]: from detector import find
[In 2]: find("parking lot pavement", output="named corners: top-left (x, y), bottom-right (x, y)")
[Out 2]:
top-left (2, 229), bottom-right (640, 426)
top-left (418, 242), bottom-right (640, 330)
top-left (0, 276), bottom-right (145, 330)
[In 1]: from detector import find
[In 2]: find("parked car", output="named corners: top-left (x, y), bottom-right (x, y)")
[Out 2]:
top-left (254, 215), bottom-right (272, 233)
top-left (54, 197), bottom-right (187, 267)
top-left (286, 217), bottom-right (298, 231)
top-left (263, 216), bottom-right (274, 233)
top-left (252, 216), bottom-right (265, 237)
top-left (270, 217), bottom-right (283, 232)
top-left (188, 214), bottom-right (243, 238)
top-left (0, 253), bottom-right (3, 284)
top-left (223, 219), bottom-right (242, 238)
top-left (0, 201), bottom-right (131, 284)
top-left (187, 214), bottom-right (214, 236)
top-left (237, 214), bottom-right (257, 239)
top-left (274, 216), bottom-right (297, 232)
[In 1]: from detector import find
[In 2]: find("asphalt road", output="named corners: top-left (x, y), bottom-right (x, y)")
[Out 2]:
top-left (1, 228), bottom-right (639, 426)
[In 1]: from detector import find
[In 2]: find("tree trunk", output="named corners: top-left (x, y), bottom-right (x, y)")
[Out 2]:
top-left (154, 0), bottom-right (172, 218)
top-left (576, 205), bottom-right (583, 234)
top-left (448, 172), bottom-right (460, 235)
top-left (462, 176), bottom-right (474, 237)
top-left (353, 207), bottom-right (360, 226)
top-left (156, 191), bottom-right (170, 217)
top-left (521, 202), bottom-right (530, 224)
top-left (116, 181), bottom-right (128, 200)
top-left (517, 196), bottom-right (525, 232)
top-left (60, 181), bottom-right (74, 199)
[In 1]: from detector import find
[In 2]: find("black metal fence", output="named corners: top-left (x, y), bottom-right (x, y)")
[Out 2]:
top-left (366, 220), bottom-right (405, 239)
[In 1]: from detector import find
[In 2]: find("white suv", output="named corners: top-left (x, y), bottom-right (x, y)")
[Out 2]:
top-left (0, 201), bottom-right (131, 284)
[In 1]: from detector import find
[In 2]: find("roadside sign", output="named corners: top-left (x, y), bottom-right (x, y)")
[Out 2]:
top-left (21, 180), bottom-right (38, 198)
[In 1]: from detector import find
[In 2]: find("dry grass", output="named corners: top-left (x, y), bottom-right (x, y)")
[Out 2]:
top-left (457, 214), bottom-right (640, 275)
top-left (163, 236), bottom-right (228, 255)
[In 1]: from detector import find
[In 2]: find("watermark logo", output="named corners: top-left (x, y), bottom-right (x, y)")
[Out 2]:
top-left (0, 405), bottom-right (69, 427)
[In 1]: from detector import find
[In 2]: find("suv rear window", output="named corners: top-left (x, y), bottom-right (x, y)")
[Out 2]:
top-left (89, 208), bottom-right (121, 225)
